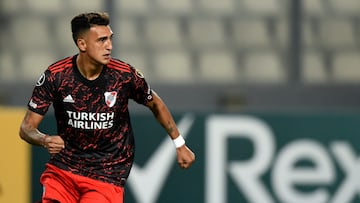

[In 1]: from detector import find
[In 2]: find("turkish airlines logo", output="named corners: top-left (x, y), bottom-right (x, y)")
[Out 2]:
top-left (104, 91), bottom-right (117, 107)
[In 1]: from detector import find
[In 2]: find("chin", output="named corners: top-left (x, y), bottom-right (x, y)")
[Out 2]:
top-left (104, 57), bottom-right (111, 63)
top-left (101, 58), bottom-right (111, 65)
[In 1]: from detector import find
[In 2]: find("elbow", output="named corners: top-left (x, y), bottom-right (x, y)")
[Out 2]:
top-left (19, 122), bottom-right (28, 141)
top-left (19, 125), bottom-right (25, 141)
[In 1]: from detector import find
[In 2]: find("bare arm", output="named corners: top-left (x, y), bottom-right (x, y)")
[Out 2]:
top-left (19, 110), bottom-right (64, 154)
top-left (146, 91), bottom-right (195, 169)
top-left (146, 91), bottom-right (180, 140)
top-left (19, 110), bottom-right (47, 146)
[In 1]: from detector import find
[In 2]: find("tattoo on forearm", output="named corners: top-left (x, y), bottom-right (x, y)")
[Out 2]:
top-left (166, 122), bottom-right (175, 134)
top-left (21, 123), bottom-right (44, 146)
top-left (150, 101), bottom-right (177, 137)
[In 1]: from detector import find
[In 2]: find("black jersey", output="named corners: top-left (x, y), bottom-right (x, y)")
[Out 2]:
top-left (28, 55), bottom-right (153, 186)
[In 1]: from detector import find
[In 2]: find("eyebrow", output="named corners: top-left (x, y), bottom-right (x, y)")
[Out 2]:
top-left (98, 33), bottom-right (113, 41)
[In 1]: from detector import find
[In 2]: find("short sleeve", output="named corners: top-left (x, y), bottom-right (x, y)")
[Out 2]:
top-left (129, 67), bottom-right (153, 105)
top-left (27, 70), bottom-right (56, 115)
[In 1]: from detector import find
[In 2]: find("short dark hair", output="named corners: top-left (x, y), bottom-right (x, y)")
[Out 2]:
top-left (71, 12), bottom-right (110, 44)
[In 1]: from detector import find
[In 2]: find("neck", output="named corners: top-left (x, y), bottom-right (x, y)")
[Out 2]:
top-left (76, 54), bottom-right (103, 80)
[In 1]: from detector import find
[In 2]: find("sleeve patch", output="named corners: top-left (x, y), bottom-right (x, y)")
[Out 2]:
top-left (36, 73), bottom-right (46, 86)
top-left (135, 69), bottom-right (145, 78)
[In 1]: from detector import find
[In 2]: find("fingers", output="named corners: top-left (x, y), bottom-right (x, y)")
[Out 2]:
top-left (44, 143), bottom-right (64, 154)
top-left (179, 159), bottom-right (195, 169)
top-left (179, 162), bottom-right (191, 169)
top-left (176, 145), bottom-right (196, 169)
top-left (43, 135), bottom-right (65, 154)
top-left (178, 153), bottom-right (196, 169)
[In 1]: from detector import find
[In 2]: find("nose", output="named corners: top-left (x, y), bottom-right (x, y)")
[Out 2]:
top-left (106, 39), bottom-right (112, 51)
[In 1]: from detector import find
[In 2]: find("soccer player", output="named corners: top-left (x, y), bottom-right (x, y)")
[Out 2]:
top-left (19, 12), bottom-right (195, 203)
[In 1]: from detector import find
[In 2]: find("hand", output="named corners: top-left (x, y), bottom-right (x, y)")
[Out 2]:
top-left (43, 135), bottom-right (65, 155)
top-left (176, 145), bottom-right (195, 169)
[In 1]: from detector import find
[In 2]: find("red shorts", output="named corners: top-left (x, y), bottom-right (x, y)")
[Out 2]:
top-left (40, 164), bottom-right (124, 203)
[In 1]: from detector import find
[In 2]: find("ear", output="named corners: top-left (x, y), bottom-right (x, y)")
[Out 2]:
top-left (77, 38), bottom-right (86, 52)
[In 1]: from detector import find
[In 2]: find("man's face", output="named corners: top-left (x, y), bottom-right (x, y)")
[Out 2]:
top-left (80, 25), bottom-right (113, 65)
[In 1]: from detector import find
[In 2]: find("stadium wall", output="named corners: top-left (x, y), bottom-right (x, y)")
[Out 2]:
top-left (0, 107), bottom-right (29, 203)
top-left (31, 112), bottom-right (360, 203)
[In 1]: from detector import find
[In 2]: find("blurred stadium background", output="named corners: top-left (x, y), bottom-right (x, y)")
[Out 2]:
top-left (0, 0), bottom-right (359, 112)
top-left (1, 0), bottom-right (360, 203)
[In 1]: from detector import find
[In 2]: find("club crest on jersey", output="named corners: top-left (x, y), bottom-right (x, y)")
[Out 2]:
top-left (104, 91), bottom-right (117, 107)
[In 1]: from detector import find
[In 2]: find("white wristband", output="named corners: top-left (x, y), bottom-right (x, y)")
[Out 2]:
top-left (173, 134), bottom-right (185, 148)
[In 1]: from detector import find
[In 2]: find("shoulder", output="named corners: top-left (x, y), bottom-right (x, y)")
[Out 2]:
top-left (47, 56), bottom-right (73, 74)
top-left (107, 58), bottom-right (132, 73)
top-left (35, 56), bottom-right (73, 86)
top-left (106, 58), bottom-right (147, 82)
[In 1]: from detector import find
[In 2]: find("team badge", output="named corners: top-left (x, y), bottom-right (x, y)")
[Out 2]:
top-left (104, 91), bottom-right (117, 107)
